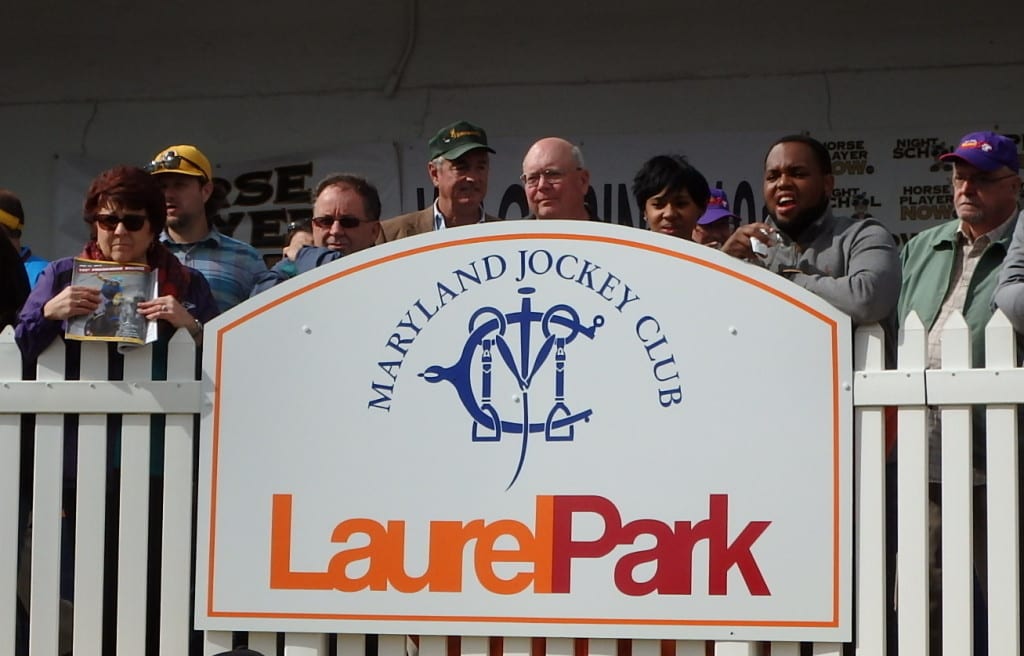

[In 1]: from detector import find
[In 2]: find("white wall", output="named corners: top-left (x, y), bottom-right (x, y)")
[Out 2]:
top-left (3, 0), bottom-right (1023, 257)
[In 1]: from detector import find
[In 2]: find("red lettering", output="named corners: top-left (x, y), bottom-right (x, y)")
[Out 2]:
top-left (705, 495), bottom-right (772, 595)
top-left (550, 495), bottom-right (622, 593)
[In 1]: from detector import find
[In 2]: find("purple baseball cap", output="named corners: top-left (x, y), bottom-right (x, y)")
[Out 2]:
top-left (939, 131), bottom-right (1020, 172)
top-left (698, 189), bottom-right (739, 225)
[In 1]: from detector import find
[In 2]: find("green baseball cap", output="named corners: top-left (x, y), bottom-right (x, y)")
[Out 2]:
top-left (428, 120), bottom-right (496, 160)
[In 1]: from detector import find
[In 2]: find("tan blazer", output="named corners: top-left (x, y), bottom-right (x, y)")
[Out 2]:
top-left (378, 208), bottom-right (502, 244)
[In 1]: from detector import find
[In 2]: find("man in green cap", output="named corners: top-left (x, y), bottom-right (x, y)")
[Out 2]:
top-left (380, 120), bottom-right (501, 241)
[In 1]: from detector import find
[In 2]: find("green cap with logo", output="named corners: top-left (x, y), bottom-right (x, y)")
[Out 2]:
top-left (428, 120), bottom-right (496, 160)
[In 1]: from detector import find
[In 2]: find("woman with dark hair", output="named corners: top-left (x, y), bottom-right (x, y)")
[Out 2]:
top-left (631, 154), bottom-right (711, 240)
top-left (16, 166), bottom-right (218, 360)
top-left (1, 230), bottom-right (30, 329)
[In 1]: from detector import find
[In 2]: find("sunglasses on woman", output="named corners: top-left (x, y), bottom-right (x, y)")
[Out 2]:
top-left (94, 213), bottom-right (148, 232)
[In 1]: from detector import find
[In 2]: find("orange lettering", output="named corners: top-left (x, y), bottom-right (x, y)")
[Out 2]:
top-left (474, 519), bottom-right (537, 594)
top-left (269, 494), bottom-right (332, 589)
top-left (328, 518), bottom-right (390, 591)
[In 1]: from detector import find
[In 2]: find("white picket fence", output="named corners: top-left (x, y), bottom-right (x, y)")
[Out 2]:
top-left (1, 309), bottom-right (1020, 656)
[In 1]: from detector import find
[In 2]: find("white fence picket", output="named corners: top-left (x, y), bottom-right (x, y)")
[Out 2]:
top-left (895, 311), bottom-right (931, 655)
top-left (674, 639), bottom-right (707, 656)
top-left (417, 635), bottom-right (446, 656)
top-left (380, 633), bottom-right (410, 656)
top-left (337, 633), bottom-right (368, 656)
top-left (937, 311), bottom-right (974, 654)
top-left (72, 341), bottom-right (112, 656)
top-left (587, 637), bottom-right (616, 656)
top-left (249, 631), bottom-right (279, 655)
top-left (502, 635), bottom-right (532, 656)
top-left (283, 631), bottom-right (329, 655)
top-left (160, 330), bottom-right (198, 656)
top-left (0, 327), bottom-right (22, 656)
top-left (28, 340), bottom-right (67, 656)
top-left (115, 346), bottom-right (154, 656)
top-left (853, 322), bottom-right (887, 656)
top-left (984, 311), bottom-right (1021, 655)
top-left (203, 629), bottom-right (233, 655)
top-left (543, 636), bottom-right (574, 656)
top-left (712, 641), bottom-right (758, 655)
top-left (630, 638), bottom-right (659, 656)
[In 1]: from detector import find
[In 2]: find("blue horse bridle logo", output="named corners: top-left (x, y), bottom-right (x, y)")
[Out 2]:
top-left (420, 287), bottom-right (604, 489)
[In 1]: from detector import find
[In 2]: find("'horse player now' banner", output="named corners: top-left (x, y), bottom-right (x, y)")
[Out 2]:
top-left (196, 221), bottom-right (853, 642)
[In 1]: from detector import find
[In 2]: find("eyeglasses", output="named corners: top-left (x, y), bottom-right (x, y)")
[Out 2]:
top-left (145, 151), bottom-right (208, 178)
top-left (951, 172), bottom-right (1019, 188)
top-left (520, 168), bottom-right (581, 189)
top-left (94, 214), bottom-right (148, 232)
top-left (311, 215), bottom-right (375, 229)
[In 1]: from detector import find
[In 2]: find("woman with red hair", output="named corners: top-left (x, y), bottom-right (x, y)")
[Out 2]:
top-left (17, 166), bottom-right (218, 359)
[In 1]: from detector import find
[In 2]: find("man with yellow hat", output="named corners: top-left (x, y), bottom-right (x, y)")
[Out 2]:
top-left (0, 189), bottom-right (48, 287)
top-left (147, 144), bottom-right (266, 312)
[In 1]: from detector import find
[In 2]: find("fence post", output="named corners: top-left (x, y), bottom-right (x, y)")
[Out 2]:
top-left (160, 329), bottom-right (199, 655)
top-left (28, 338), bottom-right (68, 655)
top-left (74, 340), bottom-right (113, 656)
top-left (115, 345), bottom-right (155, 655)
top-left (0, 326), bottom-right (22, 655)
top-left (853, 322), bottom-right (887, 656)
top-left (896, 311), bottom-right (929, 654)
top-left (983, 310), bottom-right (1020, 654)
top-left (936, 311), bottom-right (974, 654)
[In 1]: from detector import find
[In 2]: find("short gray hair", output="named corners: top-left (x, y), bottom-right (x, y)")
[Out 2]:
top-left (570, 145), bottom-right (586, 169)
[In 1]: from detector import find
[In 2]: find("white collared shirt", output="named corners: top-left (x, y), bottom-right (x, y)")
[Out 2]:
top-left (433, 200), bottom-right (486, 232)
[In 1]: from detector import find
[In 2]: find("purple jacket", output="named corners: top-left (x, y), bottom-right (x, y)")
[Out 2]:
top-left (16, 256), bottom-right (219, 361)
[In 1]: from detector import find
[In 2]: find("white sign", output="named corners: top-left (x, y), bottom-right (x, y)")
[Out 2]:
top-left (196, 221), bottom-right (853, 642)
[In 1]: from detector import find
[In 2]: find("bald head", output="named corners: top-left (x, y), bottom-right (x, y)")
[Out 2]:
top-left (521, 137), bottom-right (591, 220)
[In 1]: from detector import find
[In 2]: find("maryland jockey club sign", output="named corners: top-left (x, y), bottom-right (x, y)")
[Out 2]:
top-left (195, 221), bottom-right (853, 642)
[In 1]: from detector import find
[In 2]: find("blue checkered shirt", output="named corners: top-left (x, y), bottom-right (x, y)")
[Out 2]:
top-left (160, 228), bottom-right (267, 312)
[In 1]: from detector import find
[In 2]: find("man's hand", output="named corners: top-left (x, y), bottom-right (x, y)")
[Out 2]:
top-left (721, 222), bottom-right (780, 261)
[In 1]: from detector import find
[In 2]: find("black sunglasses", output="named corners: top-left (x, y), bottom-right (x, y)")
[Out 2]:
top-left (145, 151), bottom-right (208, 178)
top-left (94, 213), bottom-right (148, 232)
top-left (311, 215), bottom-right (375, 229)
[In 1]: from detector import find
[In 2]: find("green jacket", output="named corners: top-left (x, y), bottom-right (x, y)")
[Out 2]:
top-left (898, 216), bottom-right (1018, 368)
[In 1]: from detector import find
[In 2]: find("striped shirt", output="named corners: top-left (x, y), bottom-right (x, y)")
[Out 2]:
top-left (160, 228), bottom-right (267, 312)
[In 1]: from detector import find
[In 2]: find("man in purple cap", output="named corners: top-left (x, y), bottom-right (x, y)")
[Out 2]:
top-left (899, 130), bottom-right (1022, 648)
top-left (693, 188), bottom-right (739, 248)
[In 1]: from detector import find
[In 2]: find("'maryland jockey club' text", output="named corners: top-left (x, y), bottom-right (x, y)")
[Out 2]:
top-left (368, 248), bottom-right (682, 411)
top-left (270, 493), bottom-right (771, 596)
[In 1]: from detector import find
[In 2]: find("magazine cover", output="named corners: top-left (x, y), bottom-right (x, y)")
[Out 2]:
top-left (65, 258), bottom-right (159, 348)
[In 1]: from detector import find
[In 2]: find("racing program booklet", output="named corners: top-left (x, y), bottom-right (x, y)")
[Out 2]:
top-left (65, 258), bottom-right (159, 351)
